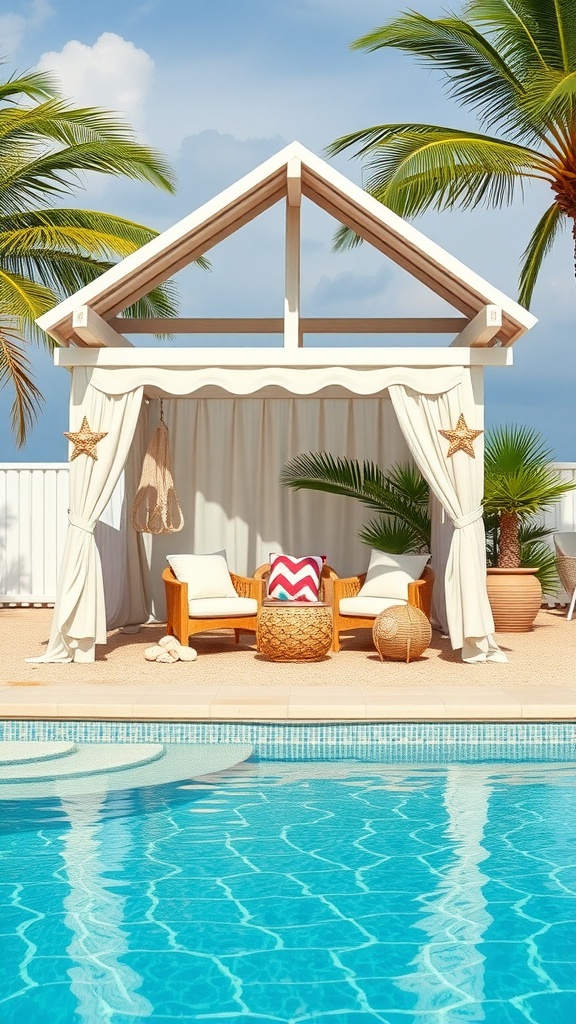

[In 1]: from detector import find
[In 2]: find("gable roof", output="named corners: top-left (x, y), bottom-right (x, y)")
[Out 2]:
top-left (36, 140), bottom-right (537, 347)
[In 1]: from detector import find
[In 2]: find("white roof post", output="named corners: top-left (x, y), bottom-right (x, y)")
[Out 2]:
top-left (285, 158), bottom-right (301, 350)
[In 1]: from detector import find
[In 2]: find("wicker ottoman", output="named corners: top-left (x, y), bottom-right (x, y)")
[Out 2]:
top-left (258, 601), bottom-right (332, 662)
top-left (372, 604), bottom-right (431, 663)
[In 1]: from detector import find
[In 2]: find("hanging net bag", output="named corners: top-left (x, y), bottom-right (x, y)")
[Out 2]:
top-left (131, 410), bottom-right (184, 534)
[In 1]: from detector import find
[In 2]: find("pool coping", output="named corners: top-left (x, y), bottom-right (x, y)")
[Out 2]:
top-left (1, 681), bottom-right (575, 723)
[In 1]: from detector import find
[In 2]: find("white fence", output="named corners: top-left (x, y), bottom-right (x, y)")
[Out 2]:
top-left (1, 461), bottom-right (576, 605)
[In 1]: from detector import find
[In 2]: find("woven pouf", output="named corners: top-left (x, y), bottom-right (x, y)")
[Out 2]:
top-left (258, 604), bottom-right (332, 662)
top-left (372, 604), bottom-right (431, 663)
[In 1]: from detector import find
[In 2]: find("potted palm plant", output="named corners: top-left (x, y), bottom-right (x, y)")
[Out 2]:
top-left (281, 426), bottom-right (575, 634)
top-left (280, 454), bottom-right (431, 554)
top-left (483, 426), bottom-right (576, 631)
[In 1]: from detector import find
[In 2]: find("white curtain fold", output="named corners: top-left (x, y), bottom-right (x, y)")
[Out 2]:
top-left (27, 369), bottom-right (143, 663)
top-left (389, 375), bottom-right (504, 663)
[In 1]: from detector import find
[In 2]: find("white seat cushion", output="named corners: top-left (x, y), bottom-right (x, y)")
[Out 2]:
top-left (188, 597), bottom-right (258, 618)
top-left (167, 552), bottom-right (237, 600)
top-left (339, 596), bottom-right (406, 618)
top-left (358, 549), bottom-right (430, 600)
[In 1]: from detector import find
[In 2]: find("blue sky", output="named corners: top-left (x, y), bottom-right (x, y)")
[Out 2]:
top-left (1, 0), bottom-right (575, 462)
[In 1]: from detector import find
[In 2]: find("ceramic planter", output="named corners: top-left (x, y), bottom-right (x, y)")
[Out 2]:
top-left (486, 567), bottom-right (542, 632)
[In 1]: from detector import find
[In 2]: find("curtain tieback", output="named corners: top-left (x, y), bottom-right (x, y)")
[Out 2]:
top-left (452, 507), bottom-right (484, 530)
top-left (68, 510), bottom-right (96, 534)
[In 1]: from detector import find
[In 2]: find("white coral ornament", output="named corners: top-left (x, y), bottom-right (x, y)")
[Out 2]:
top-left (144, 637), bottom-right (197, 663)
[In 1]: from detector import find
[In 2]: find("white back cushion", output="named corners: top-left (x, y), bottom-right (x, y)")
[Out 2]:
top-left (167, 553), bottom-right (237, 600)
top-left (358, 549), bottom-right (430, 600)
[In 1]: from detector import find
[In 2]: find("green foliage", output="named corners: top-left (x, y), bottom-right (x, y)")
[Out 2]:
top-left (280, 452), bottom-right (431, 552)
top-left (483, 424), bottom-right (576, 584)
top-left (484, 424), bottom-right (575, 519)
top-left (281, 424), bottom-right (575, 592)
top-left (0, 66), bottom-right (207, 445)
top-left (328, 0), bottom-right (576, 307)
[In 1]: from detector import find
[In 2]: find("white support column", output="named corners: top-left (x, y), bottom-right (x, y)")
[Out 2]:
top-left (285, 158), bottom-right (301, 350)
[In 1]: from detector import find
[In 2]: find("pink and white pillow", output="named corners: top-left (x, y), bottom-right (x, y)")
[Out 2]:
top-left (268, 553), bottom-right (325, 602)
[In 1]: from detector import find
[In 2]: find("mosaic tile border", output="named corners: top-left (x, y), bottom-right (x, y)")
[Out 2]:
top-left (1, 720), bottom-right (575, 763)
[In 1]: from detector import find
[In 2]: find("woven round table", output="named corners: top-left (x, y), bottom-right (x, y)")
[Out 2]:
top-left (372, 604), bottom-right (431, 663)
top-left (258, 601), bottom-right (332, 662)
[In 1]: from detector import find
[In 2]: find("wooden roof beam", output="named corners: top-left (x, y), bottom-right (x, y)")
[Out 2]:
top-left (72, 306), bottom-right (133, 347)
top-left (450, 305), bottom-right (502, 347)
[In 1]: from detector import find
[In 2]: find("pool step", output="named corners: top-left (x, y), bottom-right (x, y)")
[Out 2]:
top-left (0, 741), bottom-right (76, 765)
top-left (0, 742), bottom-right (165, 782)
top-left (0, 741), bottom-right (254, 798)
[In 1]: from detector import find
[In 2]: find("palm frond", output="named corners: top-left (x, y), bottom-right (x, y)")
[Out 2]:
top-left (0, 268), bottom-right (55, 321)
top-left (0, 323), bottom-right (42, 446)
top-left (485, 424), bottom-right (553, 469)
top-left (359, 516), bottom-right (427, 555)
top-left (0, 69), bottom-right (58, 105)
top-left (519, 538), bottom-right (560, 596)
top-left (330, 124), bottom-right (549, 218)
top-left (351, 10), bottom-right (533, 137)
top-left (331, 224), bottom-right (364, 252)
top-left (466, 0), bottom-right (576, 74)
top-left (517, 67), bottom-right (576, 130)
top-left (484, 425), bottom-right (576, 517)
top-left (518, 203), bottom-right (566, 307)
top-left (281, 453), bottom-right (431, 550)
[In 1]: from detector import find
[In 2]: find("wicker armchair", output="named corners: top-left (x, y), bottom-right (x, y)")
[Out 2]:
top-left (162, 566), bottom-right (261, 645)
top-left (332, 565), bottom-right (434, 652)
top-left (253, 562), bottom-right (339, 604)
top-left (554, 533), bottom-right (576, 621)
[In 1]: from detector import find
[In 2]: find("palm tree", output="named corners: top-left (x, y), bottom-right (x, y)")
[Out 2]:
top-left (327, 0), bottom-right (576, 308)
top-left (483, 425), bottom-right (575, 591)
top-left (0, 67), bottom-right (206, 445)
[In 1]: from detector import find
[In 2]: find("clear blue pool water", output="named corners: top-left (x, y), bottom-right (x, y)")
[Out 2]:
top-left (0, 723), bottom-right (575, 1024)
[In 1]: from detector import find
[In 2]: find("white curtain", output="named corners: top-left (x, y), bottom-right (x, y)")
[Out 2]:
top-left (389, 374), bottom-right (504, 662)
top-left (135, 395), bottom-right (411, 619)
top-left (28, 369), bottom-right (143, 662)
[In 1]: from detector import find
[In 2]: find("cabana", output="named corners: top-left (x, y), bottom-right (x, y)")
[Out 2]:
top-left (31, 142), bottom-right (536, 665)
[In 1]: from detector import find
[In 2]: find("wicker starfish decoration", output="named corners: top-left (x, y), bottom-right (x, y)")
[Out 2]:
top-left (439, 414), bottom-right (483, 458)
top-left (64, 416), bottom-right (108, 461)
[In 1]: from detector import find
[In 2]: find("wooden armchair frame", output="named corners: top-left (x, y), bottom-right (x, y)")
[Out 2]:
top-left (332, 565), bottom-right (434, 652)
top-left (253, 562), bottom-right (339, 605)
top-left (162, 566), bottom-right (262, 646)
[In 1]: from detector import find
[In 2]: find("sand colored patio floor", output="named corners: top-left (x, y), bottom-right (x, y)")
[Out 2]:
top-left (0, 605), bottom-right (574, 721)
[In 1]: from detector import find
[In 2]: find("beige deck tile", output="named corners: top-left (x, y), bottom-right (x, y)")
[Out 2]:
top-left (208, 703), bottom-right (290, 720)
top-left (55, 702), bottom-right (136, 719)
top-left (519, 705), bottom-right (576, 719)
top-left (130, 703), bottom-right (213, 720)
top-left (288, 690), bottom-right (366, 720)
top-left (0, 701), bottom-right (59, 716)
top-left (364, 703), bottom-right (447, 721)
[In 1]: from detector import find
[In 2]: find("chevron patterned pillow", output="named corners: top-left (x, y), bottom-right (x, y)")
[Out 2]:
top-left (268, 553), bottom-right (325, 602)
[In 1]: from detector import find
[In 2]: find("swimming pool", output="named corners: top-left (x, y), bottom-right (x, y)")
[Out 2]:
top-left (1, 722), bottom-right (575, 1023)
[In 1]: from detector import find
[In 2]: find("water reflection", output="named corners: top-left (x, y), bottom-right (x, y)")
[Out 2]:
top-left (397, 767), bottom-right (492, 1018)
top-left (59, 795), bottom-right (153, 1021)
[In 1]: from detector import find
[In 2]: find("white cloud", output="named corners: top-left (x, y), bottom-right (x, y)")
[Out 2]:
top-left (36, 32), bottom-right (154, 130)
top-left (0, 13), bottom-right (26, 54)
top-left (0, 0), bottom-right (53, 54)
